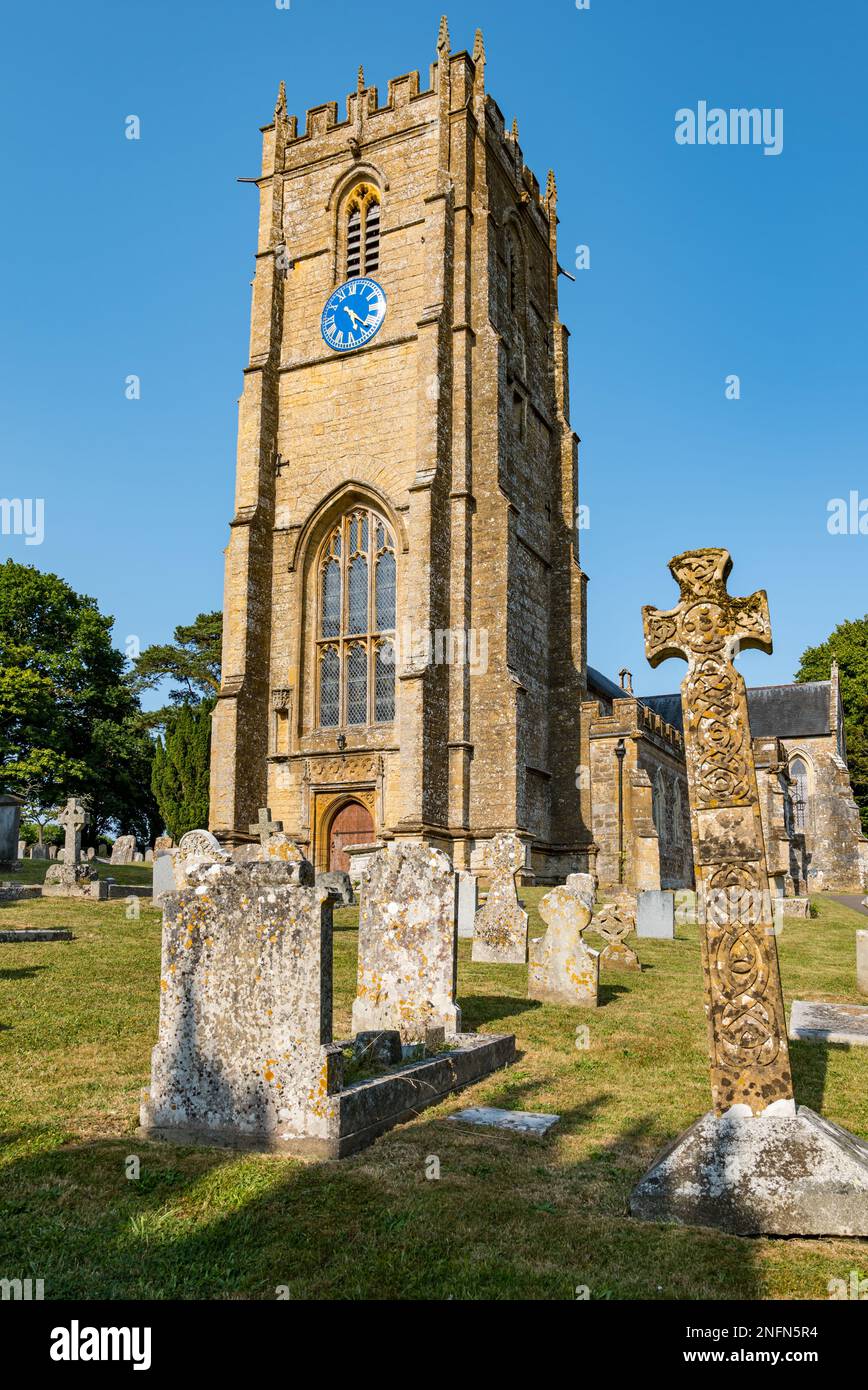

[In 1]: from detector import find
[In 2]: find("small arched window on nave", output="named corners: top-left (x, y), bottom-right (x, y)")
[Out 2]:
top-left (346, 184), bottom-right (381, 279)
top-left (789, 757), bottom-right (809, 833)
top-left (316, 507), bottom-right (396, 730)
top-left (653, 768), bottom-right (668, 840)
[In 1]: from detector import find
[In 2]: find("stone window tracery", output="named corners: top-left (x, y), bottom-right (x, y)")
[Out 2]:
top-left (346, 184), bottom-right (380, 278)
top-left (316, 507), bottom-right (396, 729)
top-left (789, 756), bottom-right (809, 833)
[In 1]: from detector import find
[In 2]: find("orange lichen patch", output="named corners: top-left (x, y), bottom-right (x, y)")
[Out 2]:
top-left (160, 979), bottom-right (168, 991)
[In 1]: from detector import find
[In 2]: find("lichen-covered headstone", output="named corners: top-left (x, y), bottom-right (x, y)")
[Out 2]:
top-left (529, 881), bottom-right (599, 1007)
top-left (111, 835), bottom-right (137, 865)
top-left (351, 842), bottom-right (461, 1042)
top-left (471, 834), bottom-right (528, 964)
top-left (140, 854), bottom-right (340, 1149)
top-left (315, 870), bottom-right (354, 905)
top-left (594, 903), bottom-right (641, 971)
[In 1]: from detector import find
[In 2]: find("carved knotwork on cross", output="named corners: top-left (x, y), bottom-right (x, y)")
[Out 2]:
top-left (249, 807), bottom-right (283, 847)
top-left (643, 548), bottom-right (794, 1117)
top-left (57, 797), bottom-right (87, 864)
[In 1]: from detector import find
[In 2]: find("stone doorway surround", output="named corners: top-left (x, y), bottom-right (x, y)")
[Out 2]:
top-left (327, 799), bottom-right (375, 873)
top-left (313, 787), bottom-right (377, 873)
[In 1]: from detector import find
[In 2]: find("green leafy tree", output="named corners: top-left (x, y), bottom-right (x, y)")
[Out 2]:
top-left (151, 701), bottom-right (214, 840)
top-left (0, 559), bottom-right (160, 843)
top-left (796, 616), bottom-right (868, 833)
top-left (133, 612), bottom-right (222, 728)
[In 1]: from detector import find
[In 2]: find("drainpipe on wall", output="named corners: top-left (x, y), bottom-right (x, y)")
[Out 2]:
top-left (615, 738), bottom-right (627, 885)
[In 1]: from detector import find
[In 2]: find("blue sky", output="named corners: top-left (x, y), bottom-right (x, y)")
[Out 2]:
top-left (1, 0), bottom-right (865, 702)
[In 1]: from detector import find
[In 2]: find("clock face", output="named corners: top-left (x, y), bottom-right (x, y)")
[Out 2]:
top-left (321, 277), bottom-right (387, 353)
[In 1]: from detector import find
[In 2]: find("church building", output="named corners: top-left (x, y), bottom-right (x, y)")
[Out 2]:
top-left (209, 21), bottom-right (594, 882)
top-left (209, 21), bottom-right (866, 896)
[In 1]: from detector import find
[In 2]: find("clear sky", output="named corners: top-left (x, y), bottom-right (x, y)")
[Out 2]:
top-left (2, 0), bottom-right (865, 703)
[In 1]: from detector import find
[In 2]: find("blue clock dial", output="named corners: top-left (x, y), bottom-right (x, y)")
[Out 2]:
top-left (321, 277), bottom-right (387, 353)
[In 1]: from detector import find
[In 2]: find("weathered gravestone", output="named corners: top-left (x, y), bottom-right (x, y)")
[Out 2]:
top-left (351, 842), bottom-right (461, 1041)
top-left (594, 903), bottom-right (641, 971)
top-left (139, 841), bottom-right (339, 1153)
top-left (30, 843), bottom-right (48, 861)
top-left (111, 835), bottom-right (137, 865)
top-left (859, 931), bottom-right (868, 996)
top-left (42, 798), bottom-right (108, 901)
top-left (789, 1000), bottom-right (868, 1047)
top-left (0, 794), bottom-right (24, 866)
top-left (145, 850), bottom-right (154, 864)
top-left (630, 548), bottom-right (868, 1236)
top-left (636, 889), bottom-right (675, 939)
top-left (154, 836), bottom-right (173, 855)
top-left (455, 871), bottom-right (478, 939)
top-left (48, 846), bottom-right (57, 860)
top-left (471, 834), bottom-right (528, 964)
top-left (529, 874), bottom-right (598, 1007)
top-left (17, 840), bottom-right (26, 861)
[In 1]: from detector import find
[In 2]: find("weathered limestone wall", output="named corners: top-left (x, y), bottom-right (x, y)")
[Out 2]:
top-left (779, 733), bottom-right (866, 892)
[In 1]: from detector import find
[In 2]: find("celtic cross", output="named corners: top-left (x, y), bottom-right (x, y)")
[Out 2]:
top-left (643, 548), bottom-right (794, 1117)
top-left (57, 797), bottom-right (87, 866)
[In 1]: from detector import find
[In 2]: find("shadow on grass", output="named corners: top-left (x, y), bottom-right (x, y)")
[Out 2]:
top-left (459, 993), bottom-right (541, 1028)
top-left (0, 1087), bottom-right (769, 1300)
top-left (0, 965), bottom-right (49, 982)
top-left (788, 1037), bottom-right (847, 1113)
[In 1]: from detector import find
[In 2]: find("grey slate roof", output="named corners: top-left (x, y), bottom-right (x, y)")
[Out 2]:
top-left (589, 667), bottom-right (832, 740)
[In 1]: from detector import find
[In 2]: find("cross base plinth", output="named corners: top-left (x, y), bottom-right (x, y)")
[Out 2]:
top-left (630, 1107), bottom-right (868, 1236)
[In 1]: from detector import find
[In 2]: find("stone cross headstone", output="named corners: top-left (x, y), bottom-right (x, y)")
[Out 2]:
top-left (594, 903), bottom-right (641, 971)
top-left (351, 842), bottom-right (461, 1042)
top-left (455, 871), bottom-right (478, 939)
top-left (628, 550), bottom-right (868, 1238)
top-left (529, 876), bottom-right (599, 1007)
top-left (57, 798), bottom-right (86, 869)
top-left (641, 547), bottom-right (793, 1117)
top-left (249, 807), bottom-right (283, 846)
top-left (471, 834), bottom-right (529, 964)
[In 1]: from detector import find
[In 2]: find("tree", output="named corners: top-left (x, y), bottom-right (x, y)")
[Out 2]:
top-left (151, 701), bottom-right (214, 840)
top-left (133, 612), bottom-right (222, 728)
top-left (796, 616), bottom-right (868, 833)
top-left (0, 559), bottom-right (160, 842)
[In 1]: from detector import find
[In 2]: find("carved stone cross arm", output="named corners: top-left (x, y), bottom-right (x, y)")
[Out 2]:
top-left (642, 548), bottom-right (772, 670)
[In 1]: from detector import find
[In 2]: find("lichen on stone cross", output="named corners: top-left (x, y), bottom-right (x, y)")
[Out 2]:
top-left (642, 547), bottom-right (794, 1117)
top-left (249, 807), bottom-right (283, 847)
top-left (57, 797), bottom-right (86, 865)
top-left (593, 903), bottom-right (640, 972)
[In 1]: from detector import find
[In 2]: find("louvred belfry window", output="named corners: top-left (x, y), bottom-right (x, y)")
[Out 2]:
top-left (345, 184), bottom-right (381, 278)
top-left (316, 507), bottom-right (396, 728)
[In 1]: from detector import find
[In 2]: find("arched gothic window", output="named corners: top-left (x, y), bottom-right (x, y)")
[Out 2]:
top-left (317, 508), bottom-right (396, 729)
top-left (346, 184), bottom-right (381, 278)
top-left (653, 768), bottom-right (668, 840)
top-left (789, 757), bottom-right (809, 832)
top-left (504, 223), bottom-right (525, 318)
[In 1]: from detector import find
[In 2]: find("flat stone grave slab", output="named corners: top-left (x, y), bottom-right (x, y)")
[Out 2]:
top-left (789, 999), bottom-right (868, 1047)
top-left (0, 929), bottom-right (73, 942)
top-left (448, 1106), bottom-right (560, 1136)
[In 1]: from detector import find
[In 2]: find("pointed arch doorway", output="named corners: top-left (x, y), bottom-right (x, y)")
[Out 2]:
top-left (328, 799), bottom-right (374, 873)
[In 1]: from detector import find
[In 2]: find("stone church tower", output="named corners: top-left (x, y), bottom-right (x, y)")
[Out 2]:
top-left (209, 20), bottom-right (594, 881)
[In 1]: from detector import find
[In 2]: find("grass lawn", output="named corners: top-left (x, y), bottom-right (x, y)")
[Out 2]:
top-left (1, 888), bottom-right (867, 1300)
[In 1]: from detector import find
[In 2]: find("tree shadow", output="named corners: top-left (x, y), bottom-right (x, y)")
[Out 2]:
top-left (0, 1076), bottom-right (771, 1300)
top-left (0, 965), bottom-right (49, 982)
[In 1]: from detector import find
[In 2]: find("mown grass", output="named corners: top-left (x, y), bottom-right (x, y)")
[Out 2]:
top-left (1, 889), bottom-right (867, 1300)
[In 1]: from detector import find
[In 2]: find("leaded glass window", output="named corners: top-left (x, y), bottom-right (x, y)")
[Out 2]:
top-left (316, 506), bottom-right (396, 728)
top-left (790, 757), bottom-right (809, 832)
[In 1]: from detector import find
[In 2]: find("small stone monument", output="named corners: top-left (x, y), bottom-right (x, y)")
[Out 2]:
top-left (594, 903), bottom-right (641, 971)
top-left (315, 870), bottom-right (354, 906)
top-left (630, 548), bottom-right (868, 1236)
top-left (471, 834), bottom-right (529, 964)
top-left (351, 842), bottom-right (461, 1042)
top-left (30, 843), bottom-right (48, 860)
top-left (17, 840), bottom-right (26, 861)
top-left (42, 798), bottom-right (108, 901)
top-left (857, 930), bottom-right (868, 996)
top-left (455, 871), bottom-right (478, 939)
top-left (636, 889), bottom-right (675, 939)
top-left (111, 835), bottom-right (137, 865)
top-left (154, 835), bottom-right (173, 855)
top-left (529, 875), bottom-right (599, 1007)
top-left (0, 794), bottom-right (24, 867)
